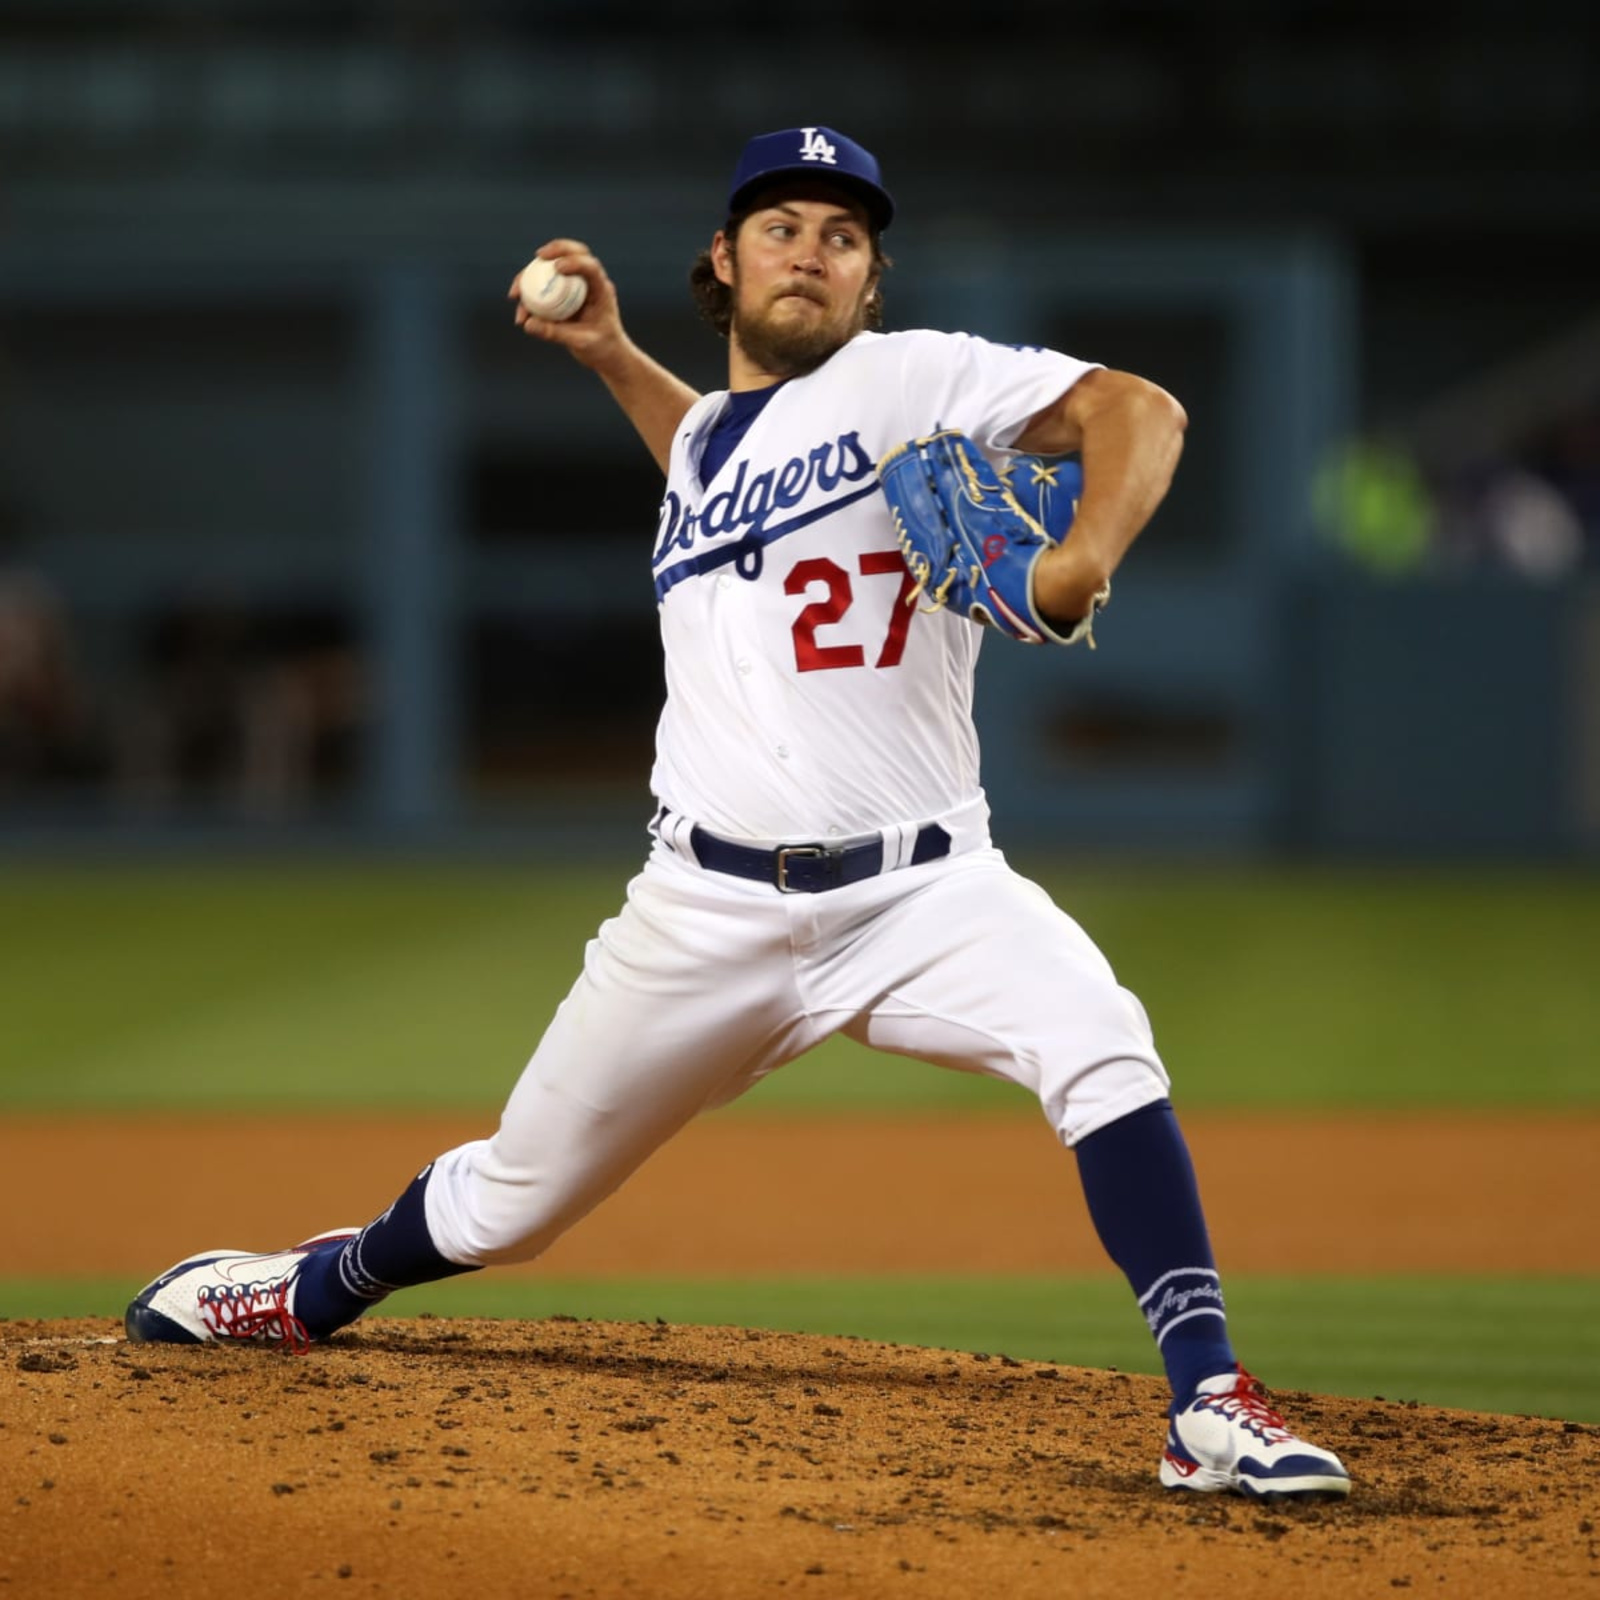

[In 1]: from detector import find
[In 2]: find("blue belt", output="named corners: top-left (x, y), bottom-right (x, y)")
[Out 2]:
top-left (690, 822), bottom-right (953, 894)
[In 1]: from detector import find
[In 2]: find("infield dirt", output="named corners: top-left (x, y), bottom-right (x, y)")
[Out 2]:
top-left (3, 1111), bottom-right (1598, 1597)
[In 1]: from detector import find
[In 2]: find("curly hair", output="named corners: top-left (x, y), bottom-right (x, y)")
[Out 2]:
top-left (689, 210), bottom-right (892, 339)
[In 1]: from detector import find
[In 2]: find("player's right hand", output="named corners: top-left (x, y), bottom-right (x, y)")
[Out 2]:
top-left (509, 239), bottom-right (625, 370)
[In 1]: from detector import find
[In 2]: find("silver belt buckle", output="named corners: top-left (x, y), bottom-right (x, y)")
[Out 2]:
top-left (774, 845), bottom-right (827, 893)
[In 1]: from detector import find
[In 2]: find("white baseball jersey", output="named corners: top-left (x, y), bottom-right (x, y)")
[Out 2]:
top-left (649, 329), bottom-right (1099, 842)
top-left (422, 327), bottom-right (1170, 1273)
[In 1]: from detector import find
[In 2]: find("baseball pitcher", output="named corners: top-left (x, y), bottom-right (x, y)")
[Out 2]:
top-left (127, 125), bottom-right (1350, 1502)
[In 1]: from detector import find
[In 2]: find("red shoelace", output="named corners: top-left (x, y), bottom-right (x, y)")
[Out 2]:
top-left (1200, 1367), bottom-right (1295, 1443)
top-left (198, 1280), bottom-right (313, 1355)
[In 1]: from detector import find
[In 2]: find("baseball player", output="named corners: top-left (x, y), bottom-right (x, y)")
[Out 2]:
top-left (127, 125), bottom-right (1349, 1501)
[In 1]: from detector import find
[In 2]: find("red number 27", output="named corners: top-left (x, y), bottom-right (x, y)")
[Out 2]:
top-left (786, 551), bottom-right (917, 673)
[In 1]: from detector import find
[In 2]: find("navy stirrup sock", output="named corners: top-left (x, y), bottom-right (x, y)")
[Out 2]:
top-left (294, 1163), bottom-right (478, 1336)
top-left (1073, 1099), bottom-right (1237, 1405)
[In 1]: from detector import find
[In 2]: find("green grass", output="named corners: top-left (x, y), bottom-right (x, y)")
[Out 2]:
top-left (9, 1272), bottom-right (1595, 1424)
top-left (1, 858), bottom-right (1595, 1111)
top-left (8, 861), bottom-right (1589, 1436)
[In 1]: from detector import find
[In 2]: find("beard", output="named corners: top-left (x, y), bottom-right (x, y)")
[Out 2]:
top-left (731, 280), bottom-right (870, 379)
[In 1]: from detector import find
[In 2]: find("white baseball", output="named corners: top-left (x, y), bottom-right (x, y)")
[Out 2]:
top-left (519, 257), bottom-right (588, 322)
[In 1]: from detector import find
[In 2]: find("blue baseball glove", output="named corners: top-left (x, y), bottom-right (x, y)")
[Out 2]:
top-left (877, 430), bottom-right (1108, 646)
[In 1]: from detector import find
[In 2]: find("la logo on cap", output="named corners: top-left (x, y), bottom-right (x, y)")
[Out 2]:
top-left (727, 125), bottom-right (894, 230)
top-left (798, 127), bottom-right (838, 165)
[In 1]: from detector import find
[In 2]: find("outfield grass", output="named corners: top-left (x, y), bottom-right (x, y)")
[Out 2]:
top-left (1, 858), bottom-right (1596, 1111)
top-left (7, 1273), bottom-right (1595, 1424)
top-left (6, 859), bottom-right (1592, 1430)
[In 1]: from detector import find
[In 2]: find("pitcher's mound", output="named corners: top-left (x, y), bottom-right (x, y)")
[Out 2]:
top-left (4, 1316), bottom-right (1595, 1599)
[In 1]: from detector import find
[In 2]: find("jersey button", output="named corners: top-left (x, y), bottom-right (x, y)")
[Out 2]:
top-left (717, 574), bottom-right (732, 591)
top-left (736, 658), bottom-right (752, 675)
top-left (776, 744), bottom-right (790, 760)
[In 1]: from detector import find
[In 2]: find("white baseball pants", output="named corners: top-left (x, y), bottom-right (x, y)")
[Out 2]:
top-left (424, 833), bottom-right (1171, 1268)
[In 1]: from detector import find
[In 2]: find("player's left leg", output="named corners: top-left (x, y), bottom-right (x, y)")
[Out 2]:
top-left (829, 848), bottom-right (1349, 1500)
top-left (1072, 1100), bottom-right (1349, 1499)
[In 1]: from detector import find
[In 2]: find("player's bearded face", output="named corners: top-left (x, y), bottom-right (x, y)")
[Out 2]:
top-left (732, 270), bottom-right (874, 377)
top-left (723, 201), bottom-right (878, 379)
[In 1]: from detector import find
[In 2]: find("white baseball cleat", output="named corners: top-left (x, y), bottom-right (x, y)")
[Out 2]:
top-left (1159, 1366), bottom-right (1352, 1500)
top-left (124, 1230), bottom-right (359, 1354)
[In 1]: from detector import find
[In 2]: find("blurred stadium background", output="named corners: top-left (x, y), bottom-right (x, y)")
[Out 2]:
top-left (2, 0), bottom-right (1597, 855)
top-left (1, 2), bottom-right (1596, 1419)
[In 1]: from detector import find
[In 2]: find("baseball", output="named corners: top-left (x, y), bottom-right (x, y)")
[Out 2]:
top-left (519, 256), bottom-right (588, 322)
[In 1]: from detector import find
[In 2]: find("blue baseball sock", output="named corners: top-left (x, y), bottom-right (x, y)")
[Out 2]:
top-left (1073, 1098), bottom-right (1237, 1406)
top-left (293, 1163), bottom-right (478, 1337)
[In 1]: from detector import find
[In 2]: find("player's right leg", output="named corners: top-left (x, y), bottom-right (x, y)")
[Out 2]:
top-left (126, 852), bottom-right (818, 1349)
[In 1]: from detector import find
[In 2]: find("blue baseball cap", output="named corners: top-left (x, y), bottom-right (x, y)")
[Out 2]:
top-left (727, 125), bottom-right (895, 232)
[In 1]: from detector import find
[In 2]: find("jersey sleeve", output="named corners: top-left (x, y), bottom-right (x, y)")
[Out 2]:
top-left (882, 330), bottom-right (1101, 456)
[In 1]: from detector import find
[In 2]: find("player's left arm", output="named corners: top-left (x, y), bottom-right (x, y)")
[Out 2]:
top-left (1012, 368), bottom-right (1187, 628)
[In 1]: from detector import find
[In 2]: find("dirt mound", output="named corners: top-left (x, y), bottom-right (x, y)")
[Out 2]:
top-left (4, 1317), bottom-right (1597, 1598)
